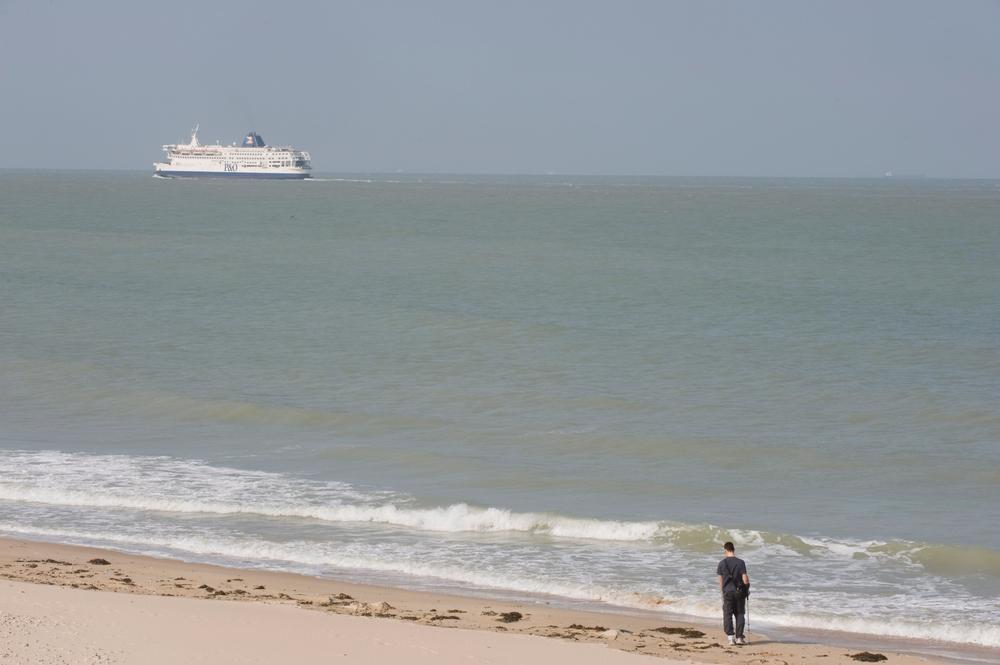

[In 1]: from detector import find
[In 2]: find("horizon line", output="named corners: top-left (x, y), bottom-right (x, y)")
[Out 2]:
top-left (2, 167), bottom-right (999, 181)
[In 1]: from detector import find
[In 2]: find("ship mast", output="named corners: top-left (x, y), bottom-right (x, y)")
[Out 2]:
top-left (189, 123), bottom-right (200, 147)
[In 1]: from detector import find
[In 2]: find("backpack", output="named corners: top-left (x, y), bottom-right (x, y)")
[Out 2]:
top-left (724, 559), bottom-right (748, 599)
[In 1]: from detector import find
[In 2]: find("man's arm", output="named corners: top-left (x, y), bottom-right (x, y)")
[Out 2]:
top-left (717, 575), bottom-right (724, 593)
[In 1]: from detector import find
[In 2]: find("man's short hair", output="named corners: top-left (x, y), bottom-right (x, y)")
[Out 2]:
top-left (723, 541), bottom-right (735, 553)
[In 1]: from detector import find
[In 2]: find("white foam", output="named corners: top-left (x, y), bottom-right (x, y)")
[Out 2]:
top-left (0, 451), bottom-right (665, 541)
top-left (799, 535), bottom-right (886, 559)
top-left (0, 454), bottom-right (801, 546)
top-left (0, 450), bottom-right (983, 562)
top-left (760, 611), bottom-right (1000, 649)
top-left (305, 177), bottom-right (402, 184)
top-left (0, 481), bottom-right (663, 541)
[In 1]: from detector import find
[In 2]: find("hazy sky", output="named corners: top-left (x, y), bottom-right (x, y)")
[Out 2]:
top-left (1, 0), bottom-right (998, 176)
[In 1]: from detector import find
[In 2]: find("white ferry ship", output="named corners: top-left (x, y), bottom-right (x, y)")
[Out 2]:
top-left (154, 126), bottom-right (311, 179)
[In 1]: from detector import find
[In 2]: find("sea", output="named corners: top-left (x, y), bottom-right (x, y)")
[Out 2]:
top-left (1, 171), bottom-right (998, 656)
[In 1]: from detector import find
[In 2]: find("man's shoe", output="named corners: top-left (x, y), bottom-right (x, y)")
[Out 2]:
top-left (735, 636), bottom-right (747, 646)
top-left (727, 635), bottom-right (736, 646)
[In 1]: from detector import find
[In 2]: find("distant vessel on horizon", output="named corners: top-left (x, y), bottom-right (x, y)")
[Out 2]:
top-left (153, 126), bottom-right (312, 179)
top-left (883, 170), bottom-right (927, 179)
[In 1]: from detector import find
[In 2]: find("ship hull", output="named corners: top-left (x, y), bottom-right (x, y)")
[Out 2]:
top-left (153, 170), bottom-right (311, 180)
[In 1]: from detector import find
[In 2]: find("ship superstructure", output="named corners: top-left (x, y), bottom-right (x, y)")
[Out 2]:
top-left (154, 126), bottom-right (311, 179)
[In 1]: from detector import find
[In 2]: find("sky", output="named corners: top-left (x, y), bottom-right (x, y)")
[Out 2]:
top-left (1, 0), bottom-right (998, 177)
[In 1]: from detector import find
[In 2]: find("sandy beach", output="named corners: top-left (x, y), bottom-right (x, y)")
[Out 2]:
top-left (0, 536), bottom-right (956, 665)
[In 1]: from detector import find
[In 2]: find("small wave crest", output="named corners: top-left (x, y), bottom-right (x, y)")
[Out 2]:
top-left (875, 542), bottom-right (1000, 579)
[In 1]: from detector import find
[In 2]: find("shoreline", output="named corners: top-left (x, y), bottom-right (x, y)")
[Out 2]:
top-left (0, 535), bottom-right (980, 664)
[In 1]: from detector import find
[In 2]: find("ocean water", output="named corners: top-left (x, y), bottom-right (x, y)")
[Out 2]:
top-left (1, 171), bottom-right (999, 651)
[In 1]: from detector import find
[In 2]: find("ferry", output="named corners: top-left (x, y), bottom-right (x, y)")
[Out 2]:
top-left (154, 126), bottom-right (312, 179)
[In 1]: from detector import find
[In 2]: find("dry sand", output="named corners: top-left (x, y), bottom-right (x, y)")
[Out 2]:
top-left (0, 537), bottom-right (949, 664)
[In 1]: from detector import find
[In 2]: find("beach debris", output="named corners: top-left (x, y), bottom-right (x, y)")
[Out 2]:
top-left (254, 585), bottom-right (266, 590)
top-left (17, 558), bottom-right (73, 566)
top-left (651, 626), bottom-right (705, 639)
top-left (599, 629), bottom-right (620, 640)
top-left (277, 593), bottom-right (293, 600)
top-left (322, 593), bottom-right (354, 606)
top-left (88, 558), bottom-right (111, 565)
top-left (400, 615), bottom-right (419, 621)
top-left (497, 611), bottom-right (523, 623)
top-left (111, 577), bottom-right (134, 585)
top-left (481, 610), bottom-right (498, 616)
top-left (849, 653), bottom-right (888, 662)
top-left (226, 578), bottom-right (243, 582)
top-left (428, 615), bottom-right (461, 621)
top-left (446, 609), bottom-right (466, 613)
top-left (346, 601), bottom-right (395, 616)
top-left (568, 624), bottom-right (608, 632)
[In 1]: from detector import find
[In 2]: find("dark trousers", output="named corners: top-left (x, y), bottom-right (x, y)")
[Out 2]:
top-left (722, 592), bottom-right (746, 637)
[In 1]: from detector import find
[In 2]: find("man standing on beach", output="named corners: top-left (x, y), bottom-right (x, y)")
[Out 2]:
top-left (717, 541), bottom-right (749, 646)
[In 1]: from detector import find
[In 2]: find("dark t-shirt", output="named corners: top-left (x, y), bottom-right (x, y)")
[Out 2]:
top-left (716, 556), bottom-right (747, 593)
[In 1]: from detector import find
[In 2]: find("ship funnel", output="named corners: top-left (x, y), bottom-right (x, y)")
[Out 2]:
top-left (243, 131), bottom-right (266, 147)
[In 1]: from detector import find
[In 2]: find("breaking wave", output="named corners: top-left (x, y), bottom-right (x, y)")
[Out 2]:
top-left (0, 483), bottom-right (661, 540)
top-left (1, 451), bottom-right (998, 578)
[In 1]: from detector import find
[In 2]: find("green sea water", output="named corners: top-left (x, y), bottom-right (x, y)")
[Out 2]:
top-left (1, 171), bottom-right (998, 651)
